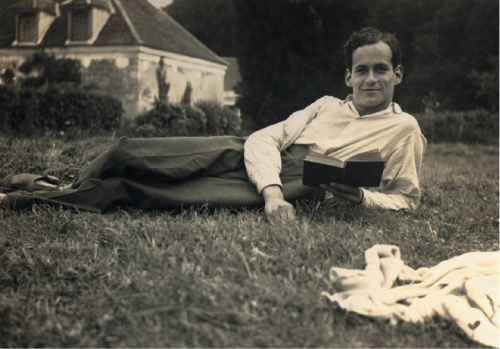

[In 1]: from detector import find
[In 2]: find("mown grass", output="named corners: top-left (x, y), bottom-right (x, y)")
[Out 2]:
top-left (0, 135), bottom-right (498, 348)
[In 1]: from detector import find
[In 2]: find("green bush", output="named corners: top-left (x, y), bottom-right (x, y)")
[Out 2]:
top-left (0, 85), bottom-right (16, 132)
top-left (134, 101), bottom-right (191, 137)
top-left (414, 109), bottom-right (499, 144)
top-left (19, 53), bottom-right (82, 87)
top-left (195, 100), bottom-right (241, 136)
top-left (184, 104), bottom-right (207, 135)
top-left (0, 85), bottom-right (123, 137)
top-left (133, 100), bottom-right (240, 138)
top-left (468, 56), bottom-right (499, 112)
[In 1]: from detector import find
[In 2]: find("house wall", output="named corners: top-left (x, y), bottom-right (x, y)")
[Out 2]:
top-left (137, 51), bottom-right (226, 115)
top-left (0, 46), bottom-right (227, 122)
top-left (79, 55), bottom-right (140, 120)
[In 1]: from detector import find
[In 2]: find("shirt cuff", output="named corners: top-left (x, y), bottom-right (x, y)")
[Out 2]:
top-left (355, 187), bottom-right (365, 205)
top-left (249, 170), bottom-right (283, 194)
top-left (359, 188), bottom-right (370, 207)
top-left (359, 188), bottom-right (414, 210)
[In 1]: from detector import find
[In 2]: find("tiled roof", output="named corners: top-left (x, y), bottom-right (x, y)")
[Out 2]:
top-left (62, 0), bottom-right (112, 11)
top-left (118, 0), bottom-right (227, 65)
top-left (11, 0), bottom-right (58, 13)
top-left (0, 0), bottom-right (227, 66)
top-left (222, 57), bottom-right (242, 92)
top-left (0, 0), bottom-right (19, 46)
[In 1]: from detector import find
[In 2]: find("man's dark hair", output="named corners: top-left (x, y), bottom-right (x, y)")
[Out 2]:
top-left (344, 27), bottom-right (402, 70)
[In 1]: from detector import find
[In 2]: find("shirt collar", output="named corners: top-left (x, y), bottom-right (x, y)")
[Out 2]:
top-left (343, 94), bottom-right (403, 117)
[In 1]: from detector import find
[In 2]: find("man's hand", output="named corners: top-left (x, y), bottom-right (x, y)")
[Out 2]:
top-left (320, 182), bottom-right (364, 206)
top-left (262, 185), bottom-right (296, 223)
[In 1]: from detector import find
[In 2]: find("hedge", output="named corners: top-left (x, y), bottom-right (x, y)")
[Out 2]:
top-left (0, 86), bottom-right (123, 136)
top-left (414, 109), bottom-right (499, 144)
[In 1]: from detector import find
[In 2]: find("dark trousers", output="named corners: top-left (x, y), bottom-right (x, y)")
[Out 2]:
top-left (4, 136), bottom-right (324, 212)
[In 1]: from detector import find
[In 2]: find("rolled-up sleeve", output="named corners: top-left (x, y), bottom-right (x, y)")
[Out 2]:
top-left (361, 125), bottom-right (427, 211)
top-left (244, 97), bottom-right (331, 193)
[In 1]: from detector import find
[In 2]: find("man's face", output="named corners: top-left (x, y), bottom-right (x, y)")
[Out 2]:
top-left (345, 41), bottom-right (403, 116)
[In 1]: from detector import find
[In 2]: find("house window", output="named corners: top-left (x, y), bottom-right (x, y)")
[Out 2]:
top-left (19, 13), bottom-right (37, 43)
top-left (71, 11), bottom-right (91, 41)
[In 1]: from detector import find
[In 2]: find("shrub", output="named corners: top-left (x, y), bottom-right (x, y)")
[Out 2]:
top-left (0, 54), bottom-right (122, 138)
top-left (19, 53), bottom-right (81, 87)
top-left (0, 85), bottom-right (16, 132)
top-left (134, 101), bottom-right (191, 137)
top-left (184, 104), bottom-right (207, 135)
top-left (195, 100), bottom-right (241, 136)
top-left (414, 109), bottom-right (499, 144)
top-left (133, 100), bottom-right (240, 138)
top-left (0, 85), bottom-right (123, 137)
top-left (468, 55), bottom-right (499, 112)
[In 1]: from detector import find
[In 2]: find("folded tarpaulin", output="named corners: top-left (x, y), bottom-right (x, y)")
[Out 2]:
top-left (321, 245), bottom-right (499, 348)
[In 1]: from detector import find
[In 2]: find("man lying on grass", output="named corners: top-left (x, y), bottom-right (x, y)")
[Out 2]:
top-left (0, 27), bottom-right (426, 223)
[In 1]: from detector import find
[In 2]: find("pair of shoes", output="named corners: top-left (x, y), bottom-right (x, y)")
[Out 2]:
top-left (1, 174), bottom-right (61, 193)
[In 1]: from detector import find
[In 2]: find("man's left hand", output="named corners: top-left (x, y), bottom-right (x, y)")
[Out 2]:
top-left (320, 182), bottom-right (364, 206)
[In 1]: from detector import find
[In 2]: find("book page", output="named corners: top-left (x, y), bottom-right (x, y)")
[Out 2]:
top-left (348, 149), bottom-right (383, 161)
top-left (304, 152), bottom-right (344, 167)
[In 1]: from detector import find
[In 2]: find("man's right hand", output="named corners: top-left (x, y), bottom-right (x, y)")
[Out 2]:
top-left (262, 185), bottom-right (296, 223)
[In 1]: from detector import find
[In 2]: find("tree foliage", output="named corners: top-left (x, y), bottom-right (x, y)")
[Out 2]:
top-left (384, 0), bottom-right (500, 112)
top-left (231, 0), bottom-right (371, 128)
top-left (468, 56), bottom-right (499, 112)
top-left (19, 53), bottom-right (82, 88)
top-left (167, 0), bottom-right (499, 129)
top-left (166, 0), bottom-right (237, 57)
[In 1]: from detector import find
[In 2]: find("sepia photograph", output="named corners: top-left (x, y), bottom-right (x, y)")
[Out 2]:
top-left (0, 0), bottom-right (498, 347)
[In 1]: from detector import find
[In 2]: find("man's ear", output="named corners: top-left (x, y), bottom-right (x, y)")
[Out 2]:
top-left (394, 65), bottom-right (403, 85)
top-left (345, 69), bottom-right (352, 87)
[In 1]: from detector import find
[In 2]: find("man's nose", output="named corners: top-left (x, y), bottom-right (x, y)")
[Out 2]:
top-left (366, 70), bottom-right (377, 84)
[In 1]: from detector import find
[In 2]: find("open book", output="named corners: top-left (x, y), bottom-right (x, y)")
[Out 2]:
top-left (303, 149), bottom-right (385, 188)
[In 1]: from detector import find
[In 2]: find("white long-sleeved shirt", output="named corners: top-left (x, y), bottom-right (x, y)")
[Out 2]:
top-left (244, 95), bottom-right (427, 210)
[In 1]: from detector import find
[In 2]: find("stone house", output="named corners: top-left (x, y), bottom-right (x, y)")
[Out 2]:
top-left (0, 0), bottom-right (229, 121)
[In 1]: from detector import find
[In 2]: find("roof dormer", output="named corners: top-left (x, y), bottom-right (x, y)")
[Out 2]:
top-left (61, 0), bottom-right (115, 45)
top-left (11, 0), bottom-right (60, 46)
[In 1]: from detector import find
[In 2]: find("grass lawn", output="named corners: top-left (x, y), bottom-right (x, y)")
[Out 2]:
top-left (0, 135), bottom-right (498, 348)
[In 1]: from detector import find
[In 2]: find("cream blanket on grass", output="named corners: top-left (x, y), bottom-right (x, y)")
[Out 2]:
top-left (321, 245), bottom-right (499, 348)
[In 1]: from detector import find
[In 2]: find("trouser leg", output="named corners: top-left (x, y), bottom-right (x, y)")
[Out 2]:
top-left (3, 140), bottom-right (324, 212)
top-left (72, 136), bottom-right (247, 188)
